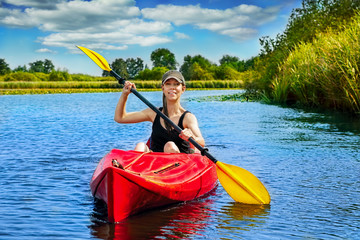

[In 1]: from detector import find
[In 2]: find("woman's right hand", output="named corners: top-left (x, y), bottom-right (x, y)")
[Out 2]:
top-left (123, 81), bottom-right (136, 95)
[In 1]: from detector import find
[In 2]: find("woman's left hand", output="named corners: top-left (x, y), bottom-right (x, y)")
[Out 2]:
top-left (179, 128), bottom-right (194, 141)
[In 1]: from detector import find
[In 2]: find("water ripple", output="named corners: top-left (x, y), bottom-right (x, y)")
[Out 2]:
top-left (1, 91), bottom-right (359, 239)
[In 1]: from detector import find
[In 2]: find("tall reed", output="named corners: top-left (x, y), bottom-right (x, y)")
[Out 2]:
top-left (273, 13), bottom-right (360, 113)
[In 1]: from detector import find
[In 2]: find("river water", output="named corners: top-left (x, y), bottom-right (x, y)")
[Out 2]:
top-left (0, 90), bottom-right (359, 239)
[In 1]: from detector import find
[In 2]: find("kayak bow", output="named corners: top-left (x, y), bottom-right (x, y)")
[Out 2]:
top-left (90, 149), bottom-right (218, 222)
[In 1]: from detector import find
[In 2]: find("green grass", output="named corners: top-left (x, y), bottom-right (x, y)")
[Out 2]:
top-left (0, 80), bottom-right (244, 95)
top-left (0, 81), bottom-right (119, 89)
top-left (0, 88), bottom-right (122, 95)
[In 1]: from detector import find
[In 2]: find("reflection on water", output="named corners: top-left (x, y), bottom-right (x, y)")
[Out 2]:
top-left (215, 203), bottom-right (269, 237)
top-left (89, 187), bottom-right (271, 240)
top-left (220, 203), bottom-right (269, 221)
top-left (90, 190), bottom-right (216, 239)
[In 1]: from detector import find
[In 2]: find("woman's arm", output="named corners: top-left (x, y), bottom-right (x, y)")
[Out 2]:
top-left (114, 81), bottom-right (153, 124)
top-left (180, 113), bottom-right (205, 147)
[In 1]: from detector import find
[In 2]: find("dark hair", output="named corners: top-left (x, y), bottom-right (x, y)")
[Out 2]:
top-left (162, 93), bottom-right (172, 132)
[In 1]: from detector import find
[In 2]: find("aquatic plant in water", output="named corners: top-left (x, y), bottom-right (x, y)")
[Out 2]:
top-left (189, 92), bottom-right (251, 102)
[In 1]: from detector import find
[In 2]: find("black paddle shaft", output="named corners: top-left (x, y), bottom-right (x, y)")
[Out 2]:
top-left (111, 70), bottom-right (218, 163)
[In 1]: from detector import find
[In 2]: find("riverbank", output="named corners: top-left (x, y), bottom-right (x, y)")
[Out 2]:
top-left (0, 88), bottom-right (242, 95)
top-left (0, 88), bottom-right (123, 95)
top-left (0, 79), bottom-right (243, 95)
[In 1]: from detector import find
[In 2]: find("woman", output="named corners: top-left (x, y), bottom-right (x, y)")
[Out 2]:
top-left (114, 70), bottom-right (205, 153)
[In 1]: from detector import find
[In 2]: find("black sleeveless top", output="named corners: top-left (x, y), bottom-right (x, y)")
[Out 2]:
top-left (149, 107), bottom-right (191, 153)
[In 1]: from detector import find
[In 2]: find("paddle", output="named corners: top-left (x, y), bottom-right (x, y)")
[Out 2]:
top-left (77, 46), bottom-right (271, 205)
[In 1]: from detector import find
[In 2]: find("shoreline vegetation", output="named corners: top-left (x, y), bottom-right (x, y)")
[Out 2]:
top-left (0, 88), bottom-right (242, 95)
top-left (0, 66), bottom-right (251, 95)
top-left (1, 1), bottom-right (360, 114)
top-left (250, 1), bottom-right (360, 115)
top-left (0, 75), bottom-right (244, 95)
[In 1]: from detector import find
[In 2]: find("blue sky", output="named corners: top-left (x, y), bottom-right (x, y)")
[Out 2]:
top-left (0, 0), bottom-right (302, 76)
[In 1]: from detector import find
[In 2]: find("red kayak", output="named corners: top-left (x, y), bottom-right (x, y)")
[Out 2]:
top-left (90, 149), bottom-right (218, 223)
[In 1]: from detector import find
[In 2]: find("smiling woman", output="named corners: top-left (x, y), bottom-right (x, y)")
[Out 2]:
top-left (114, 70), bottom-right (205, 154)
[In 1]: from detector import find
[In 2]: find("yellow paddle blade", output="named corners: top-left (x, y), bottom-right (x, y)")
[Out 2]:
top-left (77, 46), bottom-right (111, 72)
top-left (216, 161), bottom-right (270, 205)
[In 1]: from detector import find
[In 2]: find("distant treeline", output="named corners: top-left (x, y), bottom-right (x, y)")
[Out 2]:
top-left (0, 68), bottom-right (246, 95)
top-left (0, 48), bottom-right (255, 82)
top-left (0, 46), bottom-right (256, 94)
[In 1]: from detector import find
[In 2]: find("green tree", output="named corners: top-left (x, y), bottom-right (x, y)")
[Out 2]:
top-left (179, 55), bottom-right (193, 80)
top-left (44, 59), bottom-right (55, 74)
top-left (103, 58), bottom-right (129, 79)
top-left (244, 57), bottom-right (256, 70)
top-left (28, 59), bottom-right (54, 73)
top-left (126, 57), bottom-right (144, 79)
top-left (219, 55), bottom-right (246, 72)
top-left (0, 58), bottom-right (11, 75)
top-left (259, 0), bottom-right (360, 62)
top-left (219, 55), bottom-right (239, 65)
top-left (180, 55), bottom-right (214, 80)
top-left (13, 65), bottom-right (27, 72)
top-left (29, 60), bottom-right (44, 73)
top-left (150, 48), bottom-right (177, 70)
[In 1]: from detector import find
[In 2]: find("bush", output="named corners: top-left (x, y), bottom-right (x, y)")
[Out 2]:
top-left (191, 63), bottom-right (215, 80)
top-left (49, 70), bottom-right (72, 81)
top-left (33, 72), bottom-right (49, 81)
top-left (215, 65), bottom-right (243, 80)
top-left (135, 67), bottom-right (168, 80)
top-left (4, 72), bottom-right (39, 82)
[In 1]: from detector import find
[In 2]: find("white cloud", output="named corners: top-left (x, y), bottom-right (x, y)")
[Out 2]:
top-left (25, 0), bottom-right (141, 32)
top-left (142, 4), bottom-right (278, 27)
top-left (0, 0), bottom-right (141, 30)
top-left (142, 4), bottom-right (280, 41)
top-left (0, 0), bottom-right (171, 50)
top-left (175, 32), bottom-right (190, 39)
top-left (3, 0), bottom-right (62, 9)
top-left (36, 48), bottom-right (56, 53)
top-left (220, 28), bottom-right (258, 41)
top-left (0, 8), bottom-right (36, 28)
top-left (119, 19), bottom-right (172, 35)
top-left (0, 1), bottom-right (281, 51)
top-left (40, 31), bottom-right (171, 51)
top-left (142, 4), bottom-right (225, 26)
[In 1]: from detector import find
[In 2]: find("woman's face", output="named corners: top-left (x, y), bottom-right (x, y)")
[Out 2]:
top-left (162, 78), bottom-right (186, 101)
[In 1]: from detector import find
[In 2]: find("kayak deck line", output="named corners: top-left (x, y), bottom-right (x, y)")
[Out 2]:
top-left (124, 151), bottom-right (149, 170)
top-left (154, 162), bottom-right (181, 174)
